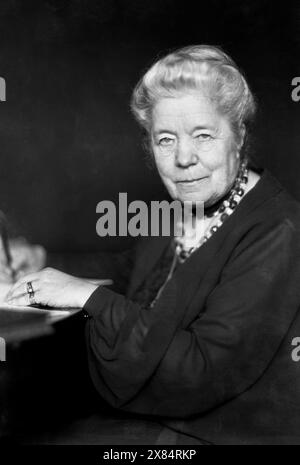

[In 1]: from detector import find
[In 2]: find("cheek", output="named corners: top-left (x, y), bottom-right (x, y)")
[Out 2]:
top-left (201, 139), bottom-right (235, 172)
top-left (153, 150), bottom-right (175, 178)
top-left (209, 148), bottom-right (238, 190)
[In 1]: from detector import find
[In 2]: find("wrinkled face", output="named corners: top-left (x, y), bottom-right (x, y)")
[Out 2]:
top-left (150, 92), bottom-right (241, 206)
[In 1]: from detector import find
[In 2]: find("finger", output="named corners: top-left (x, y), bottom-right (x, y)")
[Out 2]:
top-left (9, 264), bottom-right (32, 282)
top-left (10, 243), bottom-right (46, 272)
top-left (7, 272), bottom-right (41, 294)
top-left (0, 267), bottom-right (16, 283)
top-left (5, 283), bottom-right (28, 301)
top-left (5, 283), bottom-right (40, 305)
top-left (14, 269), bottom-right (27, 280)
top-left (6, 278), bottom-right (39, 301)
top-left (6, 291), bottom-right (37, 307)
top-left (10, 250), bottom-right (27, 269)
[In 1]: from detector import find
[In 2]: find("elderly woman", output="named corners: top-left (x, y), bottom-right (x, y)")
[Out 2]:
top-left (6, 45), bottom-right (300, 445)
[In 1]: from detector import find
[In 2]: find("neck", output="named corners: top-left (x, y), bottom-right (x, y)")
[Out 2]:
top-left (203, 161), bottom-right (248, 217)
top-left (203, 188), bottom-right (232, 217)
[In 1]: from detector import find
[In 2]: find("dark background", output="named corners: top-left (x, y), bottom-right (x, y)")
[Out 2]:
top-left (0, 0), bottom-right (299, 253)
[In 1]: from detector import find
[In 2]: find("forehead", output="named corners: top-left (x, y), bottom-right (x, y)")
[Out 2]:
top-left (152, 92), bottom-right (225, 132)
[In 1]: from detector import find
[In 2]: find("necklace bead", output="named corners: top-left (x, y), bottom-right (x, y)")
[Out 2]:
top-left (210, 225), bottom-right (219, 234)
top-left (220, 212), bottom-right (229, 222)
top-left (229, 199), bottom-right (238, 209)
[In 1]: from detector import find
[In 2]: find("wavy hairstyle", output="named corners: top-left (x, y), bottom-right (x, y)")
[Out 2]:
top-left (131, 44), bottom-right (256, 160)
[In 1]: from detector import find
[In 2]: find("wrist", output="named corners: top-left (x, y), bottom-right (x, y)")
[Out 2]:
top-left (77, 280), bottom-right (99, 308)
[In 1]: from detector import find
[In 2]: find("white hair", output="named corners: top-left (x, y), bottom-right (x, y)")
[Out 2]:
top-left (131, 45), bottom-right (256, 157)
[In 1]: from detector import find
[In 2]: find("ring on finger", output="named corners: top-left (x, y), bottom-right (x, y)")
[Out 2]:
top-left (26, 281), bottom-right (36, 306)
top-left (28, 293), bottom-right (37, 306)
top-left (26, 281), bottom-right (34, 296)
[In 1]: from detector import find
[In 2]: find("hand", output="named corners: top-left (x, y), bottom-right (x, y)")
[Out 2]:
top-left (5, 267), bottom-right (99, 308)
top-left (0, 237), bottom-right (46, 283)
top-left (10, 237), bottom-right (47, 278)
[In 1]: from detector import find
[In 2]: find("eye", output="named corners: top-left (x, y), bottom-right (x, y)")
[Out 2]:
top-left (196, 133), bottom-right (212, 141)
top-left (158, 137), bottom-right (174, 146)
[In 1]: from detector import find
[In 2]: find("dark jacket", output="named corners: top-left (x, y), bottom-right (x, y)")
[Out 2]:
top-left (84, 169), bottom-right (300, 445)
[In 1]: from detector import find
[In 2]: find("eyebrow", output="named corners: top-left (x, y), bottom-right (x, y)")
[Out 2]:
top-left (192, 125), bottom-right (216, 132)
top-left (153, 124), bottom-right (216, 136)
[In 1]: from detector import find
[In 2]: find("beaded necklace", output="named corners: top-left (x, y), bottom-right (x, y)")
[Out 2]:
top-left (175, 161), bottom-right (249, 263)
top-left (148, 162), bottom-right (249, 309)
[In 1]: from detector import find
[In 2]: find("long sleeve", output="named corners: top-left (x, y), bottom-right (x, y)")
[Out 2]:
top-left (84, 217), bottom-right (300, 418)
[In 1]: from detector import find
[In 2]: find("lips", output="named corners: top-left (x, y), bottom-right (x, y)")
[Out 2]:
top-left (176, 176), bottom-right (208, 184)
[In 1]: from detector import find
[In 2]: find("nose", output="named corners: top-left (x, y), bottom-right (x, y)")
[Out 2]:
top-left (175, 139), bottom-right (199, 168)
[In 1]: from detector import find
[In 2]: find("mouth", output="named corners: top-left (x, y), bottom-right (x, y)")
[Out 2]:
top-left (176, 176), bottom-right (208, 185)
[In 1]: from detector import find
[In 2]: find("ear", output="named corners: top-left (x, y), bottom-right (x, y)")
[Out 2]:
top-left (237, 124), bottom-right (246, 150)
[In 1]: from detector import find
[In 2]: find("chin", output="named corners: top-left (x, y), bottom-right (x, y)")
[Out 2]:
top-left (176, 191), bottom-right (209, 204)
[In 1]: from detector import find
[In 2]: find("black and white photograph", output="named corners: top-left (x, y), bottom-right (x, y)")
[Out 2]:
top-left (0, 0), bottom-right (300, 453)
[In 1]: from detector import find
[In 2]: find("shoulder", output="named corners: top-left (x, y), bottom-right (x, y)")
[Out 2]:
top-left (235, 168), bottom-right (300, 232)
top-left (219, 169), bottom-right (300, 268)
